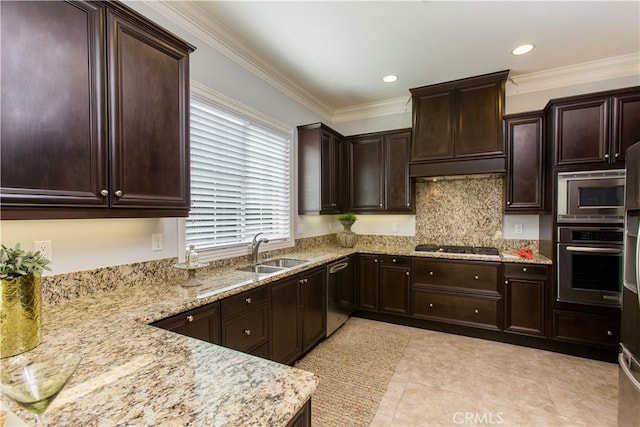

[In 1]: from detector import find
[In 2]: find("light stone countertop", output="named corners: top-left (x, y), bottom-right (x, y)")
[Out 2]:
top-left (1, 243), bottom-right (550, 426)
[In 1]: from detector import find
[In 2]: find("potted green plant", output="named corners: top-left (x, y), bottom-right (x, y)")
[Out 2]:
top-left (336, 212), bottom-right (359, 248)
top-left (1, 243), bottom-right (50, 358)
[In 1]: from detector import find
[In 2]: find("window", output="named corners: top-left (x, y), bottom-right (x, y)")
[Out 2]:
top-left (184, 83), bottom-right (293, 260)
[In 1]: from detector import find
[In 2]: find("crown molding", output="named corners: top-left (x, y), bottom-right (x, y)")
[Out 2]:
top-left (332, 96), bottom-right (412, 123)
top-left (143, 1), bottom-right (334, 122)
top-left (508, 53), bottom-right (640, 95)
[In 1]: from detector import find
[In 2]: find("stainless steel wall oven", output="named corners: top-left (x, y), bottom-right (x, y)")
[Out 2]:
top-left (557, 226), bottom-right (624, 306)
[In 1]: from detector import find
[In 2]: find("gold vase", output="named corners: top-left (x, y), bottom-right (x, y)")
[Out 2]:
top-left (1, 275), bottom-right (42, 358)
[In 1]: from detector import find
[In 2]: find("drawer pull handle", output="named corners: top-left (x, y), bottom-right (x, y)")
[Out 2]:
top-left (244, 329), bottom-right (251, 336)
top-left (429, 271), bottom-right (434, 276)
top-left (522, 267), bottom-right (527, 272)
top-left (474, 275), bottom-right (479, 280)
top-left (607, 330), bottom-right (613, 336)
top-left (186, 315), bottom-right (194, 322)
top-left (474, 309), bottom-right (479, 314)
top-left (245, 297), bottom-right (252, 304)
top-left (392, 258), bottom-right (396, 263)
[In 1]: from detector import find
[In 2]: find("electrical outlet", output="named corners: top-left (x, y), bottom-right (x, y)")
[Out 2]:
top-left (515, 224), bottom-right (524, 234)
top-left (152, 233), bottom-right (163, 251)
top-left (34, 240), bottom-right (52, 261)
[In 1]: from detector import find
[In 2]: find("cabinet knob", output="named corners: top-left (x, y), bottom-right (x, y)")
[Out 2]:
top-left (615, 153), bottom-right (620, 158)
top-left (506, 201), bottom-right (511, 206)
top-left (405, 271), bottom-right (410, 276)
top-left (607, 330), bottom-right (613, 336)
top-left (429, 303), bottom-right (433, 308)
top-left (245, 297), bottom-right (252, 304)
top-left (392, 258), bottom-right (396, 263)
top-left (604, 153), bottom-right (610, 159)
top-left (100, 189), bottom-right (108, 197)
top-left (522, 267), bottom-right (527, 272)
top-left (374, 259), bottom-right (378, 263)
top-left (474, 275), bottom-right (479, 280)
top-left (407, 203), bottom-right (411, 207)
top-left (115, 190), bottom-right (123, 197)
top-left (474, 309), bottom-right (479, 314)
top-left (186, 315), bottom-right (194, 322)
top-left (244, 329), bottom-right (251, 336)
top-left (429, 271), bottom-right (434, 276)
top-left (379, 204), bottom-right (383, 208)
top-left (505, 280), bottom-right (509, 284)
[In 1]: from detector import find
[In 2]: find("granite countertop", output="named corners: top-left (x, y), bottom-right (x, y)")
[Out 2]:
top-left (1, 243), bottom-right (550, 426)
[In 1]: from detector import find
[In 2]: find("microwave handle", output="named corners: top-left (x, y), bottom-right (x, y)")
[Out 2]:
top-left (565, 246), bottom-right (622, 255)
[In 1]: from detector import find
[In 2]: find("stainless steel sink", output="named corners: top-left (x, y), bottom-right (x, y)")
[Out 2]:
top-left (260, 258), bottom-right (308, 268)
top-left (237, 264), bottom-right (285, 274)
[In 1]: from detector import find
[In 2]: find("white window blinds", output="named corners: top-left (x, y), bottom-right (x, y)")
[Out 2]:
top-left (187, 97), bottom-right (291, 253)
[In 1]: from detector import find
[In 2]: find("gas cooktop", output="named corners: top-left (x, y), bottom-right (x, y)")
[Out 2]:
top-left (414, 245), bottom-right (500, 256)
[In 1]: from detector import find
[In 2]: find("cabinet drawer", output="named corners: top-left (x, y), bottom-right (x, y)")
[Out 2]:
top-left (151, 302), bottom-right (220, 344)
top-left (379, 255), bottom-right (410, 266)
top-left (412, 289), bottom-right (500, 330)
top-left (412, 258), bottom-right (500, 294)
top-left (221, 287), bottom-right (268, 319)
top-left (553, 310), bottom-right (619, 348)
top-left (222, 305), bottom-right (269, 352)
top-left (504, 263), bottom-right (548, 277)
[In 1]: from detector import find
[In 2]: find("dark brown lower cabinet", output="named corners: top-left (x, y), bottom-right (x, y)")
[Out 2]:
top-left (503, 264), bottom-right (547, 337)
top-left (151, 302), bottom-right (220, 344)
top-left (553, 310), bottom-right (620, 348)
top-left (271, 267), bottom-right (326, 365)
top-left (270, 276), bottom-right (302, 365)
top-left (379, 256), bottom-right (411, 316)
top-left (412, 289), bottom-right (501, 330)
top-left (220, 287), bottom-right (269, 355)
top-left (357, 254), bottom-right (379, 311)
top-left (286, 400), bottom-right (311, 427)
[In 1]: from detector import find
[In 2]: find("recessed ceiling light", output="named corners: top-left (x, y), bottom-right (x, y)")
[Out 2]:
top-left (383, 74), bottom-right (398, 83)
top-left (512, 44), bottom-right (535, 56)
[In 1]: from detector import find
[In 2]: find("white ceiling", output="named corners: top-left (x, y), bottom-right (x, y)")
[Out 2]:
top-left (183, 1), bottom-right (639, 113)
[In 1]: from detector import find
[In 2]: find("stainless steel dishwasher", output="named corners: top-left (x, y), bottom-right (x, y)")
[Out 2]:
top-left (326, 257), bottom-right (351, 337)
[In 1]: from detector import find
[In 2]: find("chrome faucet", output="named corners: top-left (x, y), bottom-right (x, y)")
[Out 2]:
top-left (251, 232), bottom-right (269, 264)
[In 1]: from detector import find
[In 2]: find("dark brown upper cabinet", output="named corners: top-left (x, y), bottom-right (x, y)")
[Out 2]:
top-left (409, 70), bottom-right (508, 178)
top-left (0, 1), bottom-right (195, 220)
top-left (504, 111), bottom-right (547, 213)
top-left (347, 129), bottom-right (413, 213)
top-left (298, 123), bottom-right (344, 215)
top-left (550, 87), bottom-right (640, 168)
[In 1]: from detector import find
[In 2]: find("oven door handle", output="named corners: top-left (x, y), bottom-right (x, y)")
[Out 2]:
top-left (329, 262), bottom-right (349, 274)
top-left (565, 246), bottom-right (622, 255)
top-left (619, 348), bottom-right (640, 392)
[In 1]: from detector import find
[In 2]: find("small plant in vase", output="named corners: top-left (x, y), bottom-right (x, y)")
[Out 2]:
top-left (336, 212), bottom-right (359, 248)
top-left (0, 244), bottom-right (50, 358)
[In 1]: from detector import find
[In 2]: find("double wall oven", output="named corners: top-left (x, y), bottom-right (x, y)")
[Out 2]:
top-left (556, 170), bottom-right (626, 307)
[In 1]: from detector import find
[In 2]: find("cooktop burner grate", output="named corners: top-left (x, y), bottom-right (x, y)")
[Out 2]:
top-left (414, 245), bottom-right (500, 256)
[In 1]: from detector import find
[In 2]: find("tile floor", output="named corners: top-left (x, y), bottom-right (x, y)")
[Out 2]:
top-left (364, 320), bottom-right (619, 427)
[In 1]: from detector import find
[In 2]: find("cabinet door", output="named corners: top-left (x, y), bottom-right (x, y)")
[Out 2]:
top-left (349, 136), bottom-right (385, 211)
top-left (411, 90), bottom-right (455, 161)
top-left (221, 305), bottom-right (269, 353)
top-left (106, 9), bottom-right (190, 210)
top-left (0, 1), bottom-right (108, 208)
top-left (505, 113), bottom-right (544, 211)
top-left (385, 131), bottom-right (413, 212)
top-left (320, 130), bottom-right (342, 213)
top-left (152, 303), bottom-right (220, 344)
top-left (301, 269), bottom-right (326, 353)
top-left (455, 82), bottom-right (504, 158)
top-left (357, 254), bottom-right (379, 311)
top-left (554, 98), bottom-right (610, 166)
top-left (379, 263), bottom-right (410, 316)
top-left (553, 310), bottom-right (620, 348)
top-left (270, 277), bottom-right (302, 364)
top-left (503, 276), bottom-right (546, 337)
top-left (612, 92), bottom-right (640, 164)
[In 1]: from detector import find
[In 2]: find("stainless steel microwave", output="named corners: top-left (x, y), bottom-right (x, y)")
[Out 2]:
top-left (557, 170), bottom-right (625, 223)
